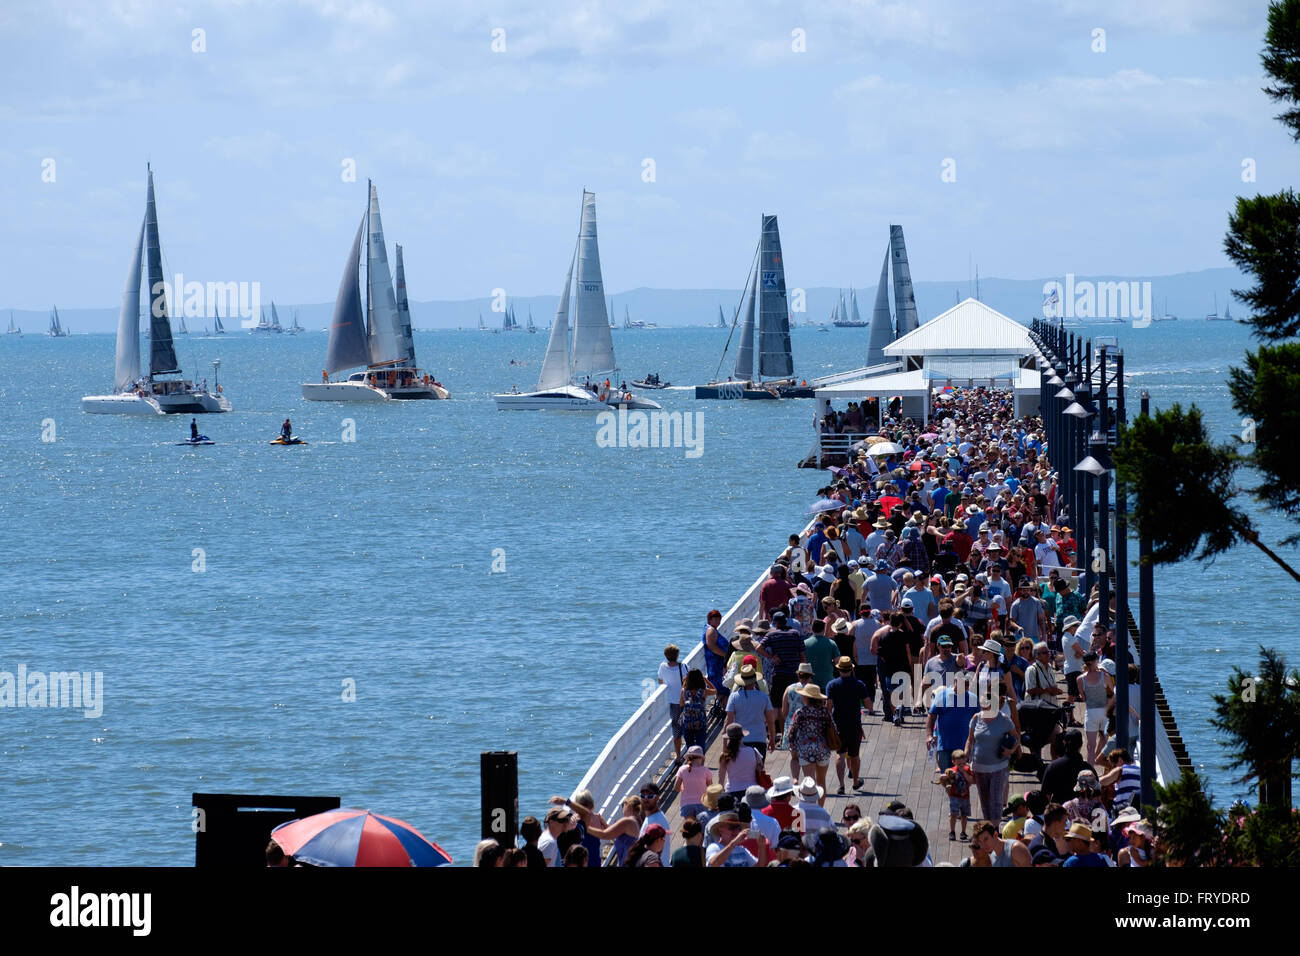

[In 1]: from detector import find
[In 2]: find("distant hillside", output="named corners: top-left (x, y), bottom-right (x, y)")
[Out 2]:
top-left (4, 268), bottom-right (1248, 334)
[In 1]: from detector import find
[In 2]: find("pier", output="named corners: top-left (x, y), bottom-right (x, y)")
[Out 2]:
top-left (574, 308), bottom-right (1190, 865)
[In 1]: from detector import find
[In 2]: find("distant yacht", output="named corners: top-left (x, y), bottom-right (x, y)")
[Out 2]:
top-left (1205, 292), bottom-right (1231, 321)
top-left (695, 214), bottom-right (799, 399)
top-left (717, 305), bottom-right (728, 329)
top-left (526, 308), bottom-right (537, 333)
top-left (48, 305), bottom-right (70, 337)
top-left (7, 312), bottom-right (21, 335)
top-left (177, 314), bottom-right (188, 335)
top-left (83, 166), bottom-right (231, 415)
top-left (495, 189), bottom-right (660, 411)
top-left (213, 313), bottom-right (226, 335)
top-left (1153, 298), bottom-right (1177, 322)
top-left (302, 181), bottom-right (449, 401)
top-left (288, 310), bottom-right (303, 334)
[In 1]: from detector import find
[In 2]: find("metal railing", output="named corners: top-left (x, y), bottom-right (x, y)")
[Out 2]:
top-left (574, 519), bottom-right (817, 829)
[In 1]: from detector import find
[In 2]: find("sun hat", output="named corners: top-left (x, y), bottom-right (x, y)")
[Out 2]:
top-left (796, 661), bottom-right (814, 677)
top-left (686, 745), bottom-right (705, 761)
top-left (743, 785), bottom-right (770, 810)
top-left (1111, 806), bottom-right (1142, 827)
top-left (836, 655), bottom-right (854, 672)
top-left (706, 811), bottom-right (742, 839)
top-left (1125, 820), bottom-right (1155, 842)
top-left (544, 806), bottom-right (573, 823)
top-left (832, 618), bottom-right (852, 635)
top-left (1065, 822), bottom-right (1093, 842)
top-left (797, 684), bottom-right (827, 701)
top-left (1074, 770), bottom-right (1100, 793)
top-left (766, 775), bottom-right (797, 801)
top-left (1061, 616), bottom-right (1081, 630)
top-left (753, 620), bottom-right (772, 635)
top-left (802, 826), bottom-right (851, 863)
top-left (701, 784), bottom-right (724, 810)
top-left (1100, 659), bottom-right (1117, 676)
top-left (979, 638), bottom-right (1003, 656)
top-left (796, 776), bottom-right (825, 802)
top-left (900, 598), bottom-right (914, 609)
top-left (738, 664), bottom-right (758, 684)
top-left (724, 722), bottom-right (749, 740)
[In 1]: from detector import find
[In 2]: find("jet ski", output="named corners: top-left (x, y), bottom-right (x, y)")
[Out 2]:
top-left (270, 435), bottom-right (307, 445)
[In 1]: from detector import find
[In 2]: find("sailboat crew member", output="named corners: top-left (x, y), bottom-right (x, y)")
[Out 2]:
top-left (281, 418), bottom-right (292, 442)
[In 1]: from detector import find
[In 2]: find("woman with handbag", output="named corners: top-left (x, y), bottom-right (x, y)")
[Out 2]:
top-left (787, 685), bottom-right (837, 801)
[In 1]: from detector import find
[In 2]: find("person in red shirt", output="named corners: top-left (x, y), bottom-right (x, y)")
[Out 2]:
top-left (759, 565), bottom-right (794, 620)
top-left (944, 523), bottom-right (973, 564)
top-left (761, 777), bottom-right (800, 831)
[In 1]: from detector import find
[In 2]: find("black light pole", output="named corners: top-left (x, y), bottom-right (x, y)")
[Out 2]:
top-left (1138, 391), bottom-right (1156, 807)
top-left (1114, 349), bottom-right (1130, 752)
top-left (1095, 346), bottom-right (1111, 633)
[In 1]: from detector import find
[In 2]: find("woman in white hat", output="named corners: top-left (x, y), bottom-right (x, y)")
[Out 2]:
top-left (787, 684), bottom-right (835, 799)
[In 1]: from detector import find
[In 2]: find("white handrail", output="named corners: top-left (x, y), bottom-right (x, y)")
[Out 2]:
top-left (574, 519), bottom-right (817, 824)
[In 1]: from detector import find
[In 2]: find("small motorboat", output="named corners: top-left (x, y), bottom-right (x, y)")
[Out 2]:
top-left (632, 374), bottom-right (670, 389)
top-left (270, 436), bottom-right (308, 445)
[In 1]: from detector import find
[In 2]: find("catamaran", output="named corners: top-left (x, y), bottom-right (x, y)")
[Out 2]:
top-left (494, 190), bottom-right (661, 411)
top-left (695, 214), bottom-right (801, 400)
top-left (48, 305), bottom-right (70, 337)
top-left (302, 181), bottom-right (449, 401)
top-left (83, 166), bottom-right (231, 415)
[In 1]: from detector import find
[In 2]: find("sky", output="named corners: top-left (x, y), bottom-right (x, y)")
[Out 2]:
top-left (0, 0), bottom-right (1290, 312)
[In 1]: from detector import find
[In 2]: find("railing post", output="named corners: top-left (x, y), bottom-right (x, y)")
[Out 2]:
top-left (1114, 351), bottom-right (1129, 753)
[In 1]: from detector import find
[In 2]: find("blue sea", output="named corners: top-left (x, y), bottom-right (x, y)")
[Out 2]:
top-left (0, 321), bottom-right (1287, 864)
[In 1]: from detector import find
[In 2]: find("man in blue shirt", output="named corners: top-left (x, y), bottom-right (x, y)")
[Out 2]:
top-left (863, 560), bottom-right (898, 612)
top-left (1061, 822), bottom-right (1109, 867)
top-left (806, 522), bottom-right (829, 565)
top-left (926, 667), bottom-right (981, 776)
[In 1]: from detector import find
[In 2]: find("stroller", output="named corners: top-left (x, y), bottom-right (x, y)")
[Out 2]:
top-left (1015, 698), bottom-right (1067, 778)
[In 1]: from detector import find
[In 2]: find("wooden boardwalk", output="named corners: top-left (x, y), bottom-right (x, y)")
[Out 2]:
top-left (659, 687), bottom-right (1062, 865)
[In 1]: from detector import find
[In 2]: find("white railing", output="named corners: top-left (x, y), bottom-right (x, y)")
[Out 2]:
top-left (574, 519), bottom-right (816, 824)
top-left (574, 520), bottom-right (1185, 826)
top-left (810, 361), bottom-right (901, 388)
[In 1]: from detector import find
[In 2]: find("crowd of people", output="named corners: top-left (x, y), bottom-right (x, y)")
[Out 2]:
top-left (480, 386), bottom-right (1153, 866)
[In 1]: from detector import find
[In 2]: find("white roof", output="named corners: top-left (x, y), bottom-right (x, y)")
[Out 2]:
top-left (884, 298), bottom-right (1033, 356)
top-left (815, 366), bottom-right (1040, 402)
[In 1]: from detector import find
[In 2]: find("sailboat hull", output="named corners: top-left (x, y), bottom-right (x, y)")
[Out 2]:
top-left (155, 390), bottom-right (232, 414)
top-left (494, 385), bottom-right (610, 411)
top-left (302, 382), bottom-right (391, 402)
top-left (81, 393), bottom-right (165, 415)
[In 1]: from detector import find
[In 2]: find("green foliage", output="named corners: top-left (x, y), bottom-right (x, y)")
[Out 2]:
top-left (1153, 769), bottom-right (1226, 866)
top-left (1209, 646), bottom-right (1300, 808)
top-left (1223, 190), bottom-right (1300, 340)
top-left (1262, 0), bottom-right (1300, 141)
top-left (1114, 403), bottom-right (1250, 565)
top-left (1224, 803), bottom-right (1300, 866)
top-left (1228, 344), bottom-right (1300, 540)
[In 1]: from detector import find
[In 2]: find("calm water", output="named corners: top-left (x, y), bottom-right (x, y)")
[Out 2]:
top-left (0, 320), bottom-right (1286, 864)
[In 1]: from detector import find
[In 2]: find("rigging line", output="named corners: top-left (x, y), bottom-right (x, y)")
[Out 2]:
top-left (712, 237), bottom-right (761, 383)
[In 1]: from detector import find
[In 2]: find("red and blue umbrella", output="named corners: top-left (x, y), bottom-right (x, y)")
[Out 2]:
top-left (271, 809), bottom-right (453, 867)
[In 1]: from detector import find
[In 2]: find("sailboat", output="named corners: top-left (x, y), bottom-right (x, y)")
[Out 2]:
top-left (48, 305), bottom-right (70, 337)
top-left (526, 309), bottom-right (537, 333)
top-left (478, 312), bottom-right (493, 332)
top-left (7, 313), bottom-right (21, 335)
top-left (214, 313), bottom-right (226, 335)
top-left (494, 189), bottom-right (660, 411)
top-left (1153, 297), bottom-right (1176, 322)
top-left (695, 214), bottom-right (800, 399)
top-left (270, 302), bottom-right (284, 333)
top-left (1205, 292), bottom-right (1230, 321)
top-left (833, 288), bottom-right (867, 327)
top-left (288, 310), bottom-right (303, 334)
top-left (177, 314), bottom-right (188, 335)
top-left (301, 181), bottom-right (449, 401)
top-left (83, 166), bottom-right (231, 415)
top-left (717, 305), bottom-right (728, 329)
top-left (503, 304), bottom-right (521, 331)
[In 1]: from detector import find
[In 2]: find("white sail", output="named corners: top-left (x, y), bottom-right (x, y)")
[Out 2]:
top-left (114, 217), bottom-right (145, 392)
top-left (867, 245), bottom-right (894, 365)
top-left (365, 181), bottom-right (404, 365)
top-left (537, 241), bottom-right (578, 391)
top-left (570, 190), bottom-right (617, 378)
top-left (850, 288), bottom-right (863, 324)
top-left (890, 224), bottom-right (919, 336)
